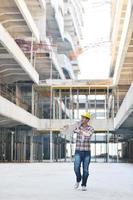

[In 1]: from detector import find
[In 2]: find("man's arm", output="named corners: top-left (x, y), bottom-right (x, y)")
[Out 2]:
top-left (73, 121), bottom-right (82, 134)
top-left (82, 127), bottom-right (94, 137)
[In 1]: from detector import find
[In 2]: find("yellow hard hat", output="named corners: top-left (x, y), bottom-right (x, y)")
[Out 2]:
top-left (81, 112), bottom-right (91, 119)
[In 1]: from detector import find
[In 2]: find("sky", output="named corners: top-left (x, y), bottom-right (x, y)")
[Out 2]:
top-left (78, 0), bottom-right (111, 79)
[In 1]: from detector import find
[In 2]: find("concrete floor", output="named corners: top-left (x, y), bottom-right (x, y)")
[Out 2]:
top-left (0, 162), bottom-right (133, 200)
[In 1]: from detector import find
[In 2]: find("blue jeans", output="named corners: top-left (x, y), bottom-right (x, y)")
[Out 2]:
top-left (74, 150), bottom-right (91, 186)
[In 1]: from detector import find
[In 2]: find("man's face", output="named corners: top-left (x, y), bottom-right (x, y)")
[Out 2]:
top-left (82, 116), bottom-right (89, 123)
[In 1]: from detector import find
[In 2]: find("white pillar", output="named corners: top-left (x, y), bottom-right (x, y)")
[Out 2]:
top-left (32, 85), bottom-right (35, 115)
top-left (30, 132), bottom-right (34, 162)
top-left (50, 130), bottom-right (53, 162)
top-left (11, 131), bottom-right (14, 162)
top-left (23, 134), bottom-right (26, 161)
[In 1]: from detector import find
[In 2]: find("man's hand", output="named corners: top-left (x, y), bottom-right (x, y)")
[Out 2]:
top-left (74, 128), bottom-right (81, 134)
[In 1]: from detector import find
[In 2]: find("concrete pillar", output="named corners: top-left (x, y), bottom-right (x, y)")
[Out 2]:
top-left (95, 89), bottom-right (97, 119)
top-left (14, 133), bottom-right (17, 161)
top-left (53, 90), bottom-right (56, 119)
top-left (106, 131), bottom-right (110, 163)
top-left (112, 93), bottom-right (115, 119)
top-left (69, 88), bottom-right (72, 119)
top-left (76, 90), bottom-right (79, 119)
top-left (59, 89), bottom-right (62, 119)
top-left (41, 136), bottom-right (44, 161)
top-left (50, 130), bottom-right (53, 162)
top-left (16, 84), bottom-right (22, 106)
top-left (64, 135), bottom-right (67, 162)
top-left (30, 132), bottom-right (34, 162)
top-left (88, 87), bottom-right (91, 112)
top-left (94, 133), bottom-right (96, 162)
top-left (116, 87), bottom-right (120, 112)
top-left (85, 95), bottom-right (88, 112)
top-left (32, 85), bottom-right (35, 115)
top-left (30, 34), bottom-right (34, 65)
top-left (23, 135), bottom-right (26, 161)
top-left (11, 131), bottom-right (14, 162)
top-left (64, 96), bottom-right (67, 119)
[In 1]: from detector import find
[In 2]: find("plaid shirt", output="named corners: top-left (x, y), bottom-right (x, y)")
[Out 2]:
top-left (74, 123), bottom-right (94, 151)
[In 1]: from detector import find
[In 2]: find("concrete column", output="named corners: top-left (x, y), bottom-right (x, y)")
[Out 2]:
top-left (112, 95), bottom-right (115, 119)
top-left (64, 135), bottom-right (67, 162)
top-left (85, 95), bottom-right (88, 112)
top-left (116, 134), bottom-right (119, 163)
top-left (95, 89), bottom-right (97, 119)
top-left (41, 136), bottom-right (44, 161)
top-left (56, 98), bottom-right (59, 119)
top-left (11, 131), bottom-right (14, 162)
top-left (94, 133), bottom-right (96, 162)
top-left (14, 132), bottom-right (17, 161)
top-left (30, 34), bottom-right (34, 65)
top-left (32, 85), bottom-right (35, 115)
top-left (70, 132), bottom-right (73, 162)
top-left (76, 90), bottom-right (79, 119)
top-left (59, 89), bottom-right (62, 119)
top-left (30, 132), bottom-right (34, 162)
top-left (64, 96), bottom-right (67, 119)
top-left (16, 84), bottom-right (22, 106)
top-left (69, 88), bottom-right (72, 119)
top-left (72, 91), bottom-right (74, 119)
top-left (106, 131), bottom-right (110, 163)
top-left (116, 87), bottom-right (120, 113)
top-left (23, 135), bottom-right (26, 162)
top-left (50, 130), bottom-right (53, 162)
top-left (49, 67), bottom-right (53, 161)
top-left (89, 87), bottom-right (91, 112)
top-left (107, 87), bottom-right (110, 162)
top-left (53, 90), bottom-right (56, 119)
top-left (105, 93), bottom-right (107, 119)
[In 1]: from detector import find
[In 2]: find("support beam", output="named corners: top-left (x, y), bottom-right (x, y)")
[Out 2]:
top-left (0, 95), bottom-right (39, 128)
top-left (0, 24), bottom-right (39, 84)
top-left (14, 0), bottom-right (40, 42)
top-left (114, 82), bottom-right (133, 129)
top-left (113, 0), bottom-right (133, 85)
top-left (39, 118), bottom-right (114, 132)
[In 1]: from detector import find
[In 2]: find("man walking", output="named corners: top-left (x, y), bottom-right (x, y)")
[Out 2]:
top-left (74, 112), bottom-right (94, 191)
